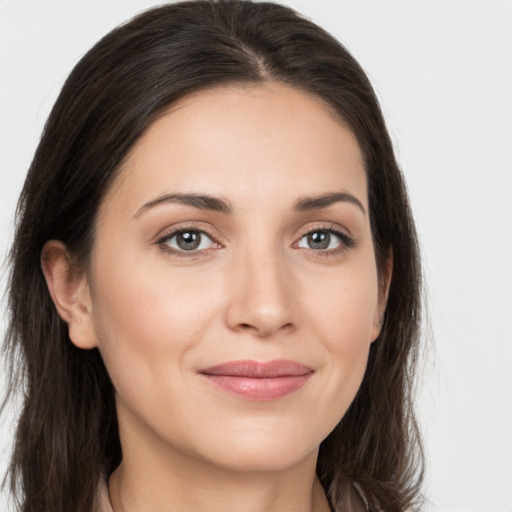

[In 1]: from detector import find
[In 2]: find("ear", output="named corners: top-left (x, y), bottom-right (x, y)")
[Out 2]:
top-left (41, 240), bottom-right (98, 349)
top-left (371, 248), bottom-right (393, 342)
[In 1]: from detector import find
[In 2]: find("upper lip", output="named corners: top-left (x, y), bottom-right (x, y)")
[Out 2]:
top-left (200, 359), bottom-right (314, 378)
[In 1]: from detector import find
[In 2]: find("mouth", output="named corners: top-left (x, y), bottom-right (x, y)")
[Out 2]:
top-left (199, 360), bottom-right (314, 400)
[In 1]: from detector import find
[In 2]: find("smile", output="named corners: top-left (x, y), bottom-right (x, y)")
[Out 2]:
top-left (199, 360), bottom-right (314, 400)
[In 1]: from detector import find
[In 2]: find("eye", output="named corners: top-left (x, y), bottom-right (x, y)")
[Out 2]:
top-left (297, 229), bottom-right (352, 251)
top-left (161, 229), bottom-right (216, 252)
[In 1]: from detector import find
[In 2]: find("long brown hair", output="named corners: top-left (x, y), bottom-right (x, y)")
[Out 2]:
top-left (2, 1), bottom-right (424, 511)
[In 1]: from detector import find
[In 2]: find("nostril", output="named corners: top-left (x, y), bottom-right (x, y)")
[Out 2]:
top-left (237, 321), bottom-right (295, 335)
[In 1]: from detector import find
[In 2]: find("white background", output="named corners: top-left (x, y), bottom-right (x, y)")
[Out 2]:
top-left (0, 1), bottom-right (511, 511)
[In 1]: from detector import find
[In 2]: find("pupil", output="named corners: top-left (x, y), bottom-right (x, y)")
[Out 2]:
top-left (177, 231), bottom-right (200, 250)
top-left (308, 231), bottom-right (330, 250)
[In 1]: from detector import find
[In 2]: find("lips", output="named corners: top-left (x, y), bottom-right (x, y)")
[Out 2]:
top-left (199, 360), bottom-right (314, 400)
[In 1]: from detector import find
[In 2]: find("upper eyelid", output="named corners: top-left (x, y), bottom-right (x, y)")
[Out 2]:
top-left (297, 227), bottom-right (354, 244)
top-left (156, 223), bottom-right (221, 243)
top-left (296, 222), bottom-right (353, 239)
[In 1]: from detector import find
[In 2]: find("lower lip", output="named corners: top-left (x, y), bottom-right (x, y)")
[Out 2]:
top-left (202, 374), bottom-right (312, 400)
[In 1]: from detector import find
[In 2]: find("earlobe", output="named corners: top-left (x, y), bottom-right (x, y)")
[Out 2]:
top-left (41, 241), bottom-right (98, 349)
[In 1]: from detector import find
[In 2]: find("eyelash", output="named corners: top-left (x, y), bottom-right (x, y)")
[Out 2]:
top-left (295, 224), bottom-right (356, 258)
top-left (156, 224), bottom-right (221, 258)
top-left (156, 224), bottom-right (356, 258)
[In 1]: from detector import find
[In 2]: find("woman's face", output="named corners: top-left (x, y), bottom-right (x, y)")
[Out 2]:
top-left (80, 83), bottom-right (388, 473)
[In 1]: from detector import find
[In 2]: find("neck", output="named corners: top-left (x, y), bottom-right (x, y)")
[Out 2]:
top-left (108, 435), bottom-right (330, 512)
top-left (109, 465), bottom-right (330, 512)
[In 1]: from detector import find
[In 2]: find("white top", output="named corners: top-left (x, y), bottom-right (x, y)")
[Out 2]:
top-left (96, 478), bottom-right (114, 512)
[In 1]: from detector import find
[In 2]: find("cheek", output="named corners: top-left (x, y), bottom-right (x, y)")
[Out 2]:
top-left (88, 250), bottom-right (222, 395)
top-left (307, 256), bottom-right (380, 349)
top-left (302, 260), bottom-right (379, 427)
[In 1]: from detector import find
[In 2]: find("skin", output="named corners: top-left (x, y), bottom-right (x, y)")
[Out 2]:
top-left (42, 83), bottom-right (391, 512)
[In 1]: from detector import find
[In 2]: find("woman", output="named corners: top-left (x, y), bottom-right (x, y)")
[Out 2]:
top-left (2, 1), bottom-right (424, 511)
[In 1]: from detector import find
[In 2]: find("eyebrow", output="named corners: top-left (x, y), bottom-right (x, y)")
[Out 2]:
top-left (134, 190), bottom-right (365, 218)
top-left (294, 192), bottom-right (366, 214)
top-left (134, 193), bottom-right (232, 217)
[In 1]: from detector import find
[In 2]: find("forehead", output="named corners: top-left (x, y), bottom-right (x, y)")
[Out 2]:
top-left (102, 82), bottom-right (367, 216)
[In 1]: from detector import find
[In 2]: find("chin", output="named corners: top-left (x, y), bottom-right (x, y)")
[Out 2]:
top-left (190, 420), bottom-right (325, 473)
top-left (208, 444), bottom-right (318, 473)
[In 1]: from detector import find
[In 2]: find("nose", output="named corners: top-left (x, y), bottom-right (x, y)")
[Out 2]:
top-left (225, 246), bottom-right (298, 338)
